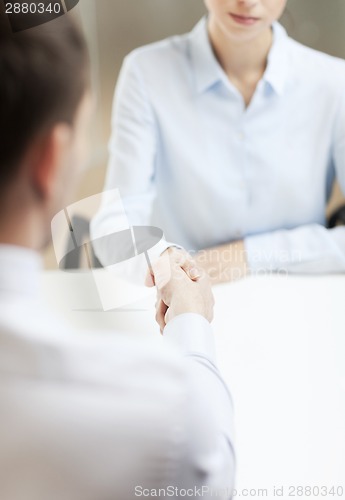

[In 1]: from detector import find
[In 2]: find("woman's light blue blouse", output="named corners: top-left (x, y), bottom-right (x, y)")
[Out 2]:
top-left (92, 18), bottom-right (345, 273)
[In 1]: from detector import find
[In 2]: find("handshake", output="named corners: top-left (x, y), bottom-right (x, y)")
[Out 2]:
top-left (145, 248), bottom-right (215, 333)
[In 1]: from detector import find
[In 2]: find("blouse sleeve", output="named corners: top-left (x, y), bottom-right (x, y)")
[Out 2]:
top-left (244, 89), bottom-right (345, 275)
top-left (90, 53), bottom-right (173, 271)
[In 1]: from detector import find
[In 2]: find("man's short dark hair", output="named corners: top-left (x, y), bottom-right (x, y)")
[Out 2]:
top-left (0, 12), bottom-right (89, 188)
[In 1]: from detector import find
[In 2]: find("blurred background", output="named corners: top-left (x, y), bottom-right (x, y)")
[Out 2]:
top-left (45, 0), bottom-right (345, 268)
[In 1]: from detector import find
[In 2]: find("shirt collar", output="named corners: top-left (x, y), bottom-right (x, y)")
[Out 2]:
top-left (264, 22), bottom-right (290, 96)
top-left (189, 17), bottom-right (225, 94)
top-left (189, 17), bottom-right (290, 96)
top-left (0, 245), bottom-right (42, 298)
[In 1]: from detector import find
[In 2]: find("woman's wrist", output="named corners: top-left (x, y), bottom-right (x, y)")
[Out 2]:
top-left (195, 240), bottom-right (249, 284)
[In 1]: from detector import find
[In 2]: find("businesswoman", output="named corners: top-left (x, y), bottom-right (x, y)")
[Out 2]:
top-left (92, 0), bottom-right (345, 283)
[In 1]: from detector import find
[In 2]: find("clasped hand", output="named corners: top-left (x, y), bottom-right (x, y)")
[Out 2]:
top-left (145, 248), bottom-right (214, 333)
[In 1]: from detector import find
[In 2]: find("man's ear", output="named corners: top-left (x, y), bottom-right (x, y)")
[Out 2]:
top-left (28, 123), bottom-right (73, 201)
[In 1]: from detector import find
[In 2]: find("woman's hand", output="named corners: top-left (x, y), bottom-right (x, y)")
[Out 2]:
top-left (195, 240), bottom-right (249, 285)
top-left (145, 247), bottom-right (201, 287)
top-left (145, 247), bottom-right (214, 333)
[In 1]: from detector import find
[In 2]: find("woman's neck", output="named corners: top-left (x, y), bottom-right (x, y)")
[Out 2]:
top-left (208, 16), bottom-right (273, 105)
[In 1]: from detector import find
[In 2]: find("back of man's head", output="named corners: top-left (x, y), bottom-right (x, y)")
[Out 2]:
top-left (0, 11), bottom-right (89, 193)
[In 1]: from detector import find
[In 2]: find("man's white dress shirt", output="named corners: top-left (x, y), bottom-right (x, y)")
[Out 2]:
top-left (91, 18), bottom-right (345, 274)
top-left (0, 245), bottom-right (235, 500)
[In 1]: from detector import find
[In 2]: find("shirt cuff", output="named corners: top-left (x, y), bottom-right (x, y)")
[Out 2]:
top-left (146, 239), bottom-right (182, 264)
top-left (163, 313), bottom-right (216, 365)
top-left (245, 231), bottom-right (291, 273)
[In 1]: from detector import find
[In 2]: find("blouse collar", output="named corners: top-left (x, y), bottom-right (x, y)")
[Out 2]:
top-left (189, 16), bottom-right (290, 96)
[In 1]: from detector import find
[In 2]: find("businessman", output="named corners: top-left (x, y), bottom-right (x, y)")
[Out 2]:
top-left (0, 10), bottom-right (235, 500)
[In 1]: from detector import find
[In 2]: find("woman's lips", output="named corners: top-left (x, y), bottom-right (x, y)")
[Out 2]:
top-left (229, 13), bottom-right (260, 26)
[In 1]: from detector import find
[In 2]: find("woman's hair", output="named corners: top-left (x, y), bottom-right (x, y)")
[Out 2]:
top-left (0, 12), bottom-right (89, 187)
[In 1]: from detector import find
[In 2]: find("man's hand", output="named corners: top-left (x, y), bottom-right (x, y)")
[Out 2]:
top-left (146, 248), bottom-right (214, 333)
top-left (145, 247), bottom-right (201, 287)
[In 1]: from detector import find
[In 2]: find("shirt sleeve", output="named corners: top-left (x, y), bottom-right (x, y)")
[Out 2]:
top-left (90, 53), bottom-right (177, 278)
top-left (163, 314), bottom-right (235, 498)
top-left (245, 89), bottom-right (345, 276)
top-left (245, 223), bottom-right (345, 274)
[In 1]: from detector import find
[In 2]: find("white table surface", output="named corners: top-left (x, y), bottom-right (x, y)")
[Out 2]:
top-left (42, 271), bottom-right (345, 498)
